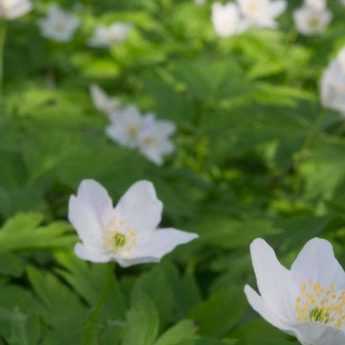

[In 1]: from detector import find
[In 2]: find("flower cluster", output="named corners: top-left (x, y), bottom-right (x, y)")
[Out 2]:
top-left (321, 47), bottom-right (345, 116)
top-left (68, 179), bottom-right (198, 267)
top-left (293, 0), bottom-right (332, 36)
top-left (212, 0), bottom-right (334, 38)
top-left (0, 0), bottom-right (32, 19)
top-left (38, 4), bottom-right (132, 45)
top-left (212, 0), bottom-right (287, 37)
top-left (90, 85), bottom-right (176, 166)
top-left (245, 238), bottom-right (345, 345)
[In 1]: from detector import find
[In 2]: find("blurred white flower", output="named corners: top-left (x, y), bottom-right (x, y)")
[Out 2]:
top-left (0, 0), bottom-right (32, 19)
top-left (194, 0), bottom-right (206, 5)
top-left (245, 238), bottom-right (345, 345)
top-left (105, 104), bottom-right (176, 165)
top-left (138, 115), bottom-right (176, 166)
top-left (293, 2), bottom-right (332, 36)
top-left (90, 84), bottom-right (121, 116)
top-left (104, 100), bottom-right (176, 165)
top-left (237, 0), bottom-right (287, 28)
top-left (89, 22), bottom-right (132, 48)
top-left (106, 105), bottom-right (144, 148)
top-left (321, 48), bottom-right (345, 116)
top-left (69, 179), bottom-right (198, 267)
top-left (38, 4), bottom-right (80, 42)
top-left (212, 2), bottom-right (247, 37)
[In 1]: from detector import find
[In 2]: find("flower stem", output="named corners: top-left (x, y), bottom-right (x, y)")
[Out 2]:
top-left (0, 21), bottom-right (7, 112)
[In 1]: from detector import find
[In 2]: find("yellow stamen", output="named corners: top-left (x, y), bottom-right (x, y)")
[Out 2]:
top-left (296, 281), bottom-right (345, 329)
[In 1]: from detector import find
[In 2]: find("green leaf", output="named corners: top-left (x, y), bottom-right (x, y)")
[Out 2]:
top-left (0, 307), bottom-right (41, 345)
top-left (0, 213), bottom-right (74, 253)
top-left (27, 266), bottom-right (87, 343)
top-left (132, 263), bottom-right (201, 326)
top-left (190, 287), bottom-right (246, 337)
top-left (55, 253), bottom-right (127, 344)
top-left (122, 294), bottom-right (160, 345)
top-left (0, 284), bottom-right (42, 343)
top-left (153, 320), bottom-right (196, 345)
top-left (55, 252), bottom-right (126, 313)
top-left (0, 253), bottom-right (25, 277)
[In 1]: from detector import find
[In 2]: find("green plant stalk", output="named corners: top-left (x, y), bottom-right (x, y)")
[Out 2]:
top-left (0, 20), bottom-right (7, 113)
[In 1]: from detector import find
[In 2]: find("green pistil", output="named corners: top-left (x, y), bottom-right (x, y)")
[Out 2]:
top-left (114, 233), bottom-right (126, 248)
top-left (309, 308), bottom-right (330, 324)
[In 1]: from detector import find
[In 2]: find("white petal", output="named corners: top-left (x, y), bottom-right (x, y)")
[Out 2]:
top-left (90, 84), bottom-right (105, 109)
top-left (156, 120), bottom-right (176, 137)
top-left (270, 0), bottom-right (287, 17)
top-left (292, 323), bottom-right (345, 345)
top-left (250, 239), bottom-right (297, 322)
top-left (114, 256), bottom-right (160, 268)
top-left (305, 0), bottom-right (326, 11)
top-left (89, 84), bottom-right (117, 114)
top-left (212, 2), bottom-right (242, 37)
top-left (106, 106), bottom-right (143, 148)
top-left (115, 180), bottom-right (163, 231)
top-left (77, 179), bottom-right (114, 227)
top-left (2, 0), bottom-right (32, 19)
top-left (140, 146), bottom-right (164, 166)
top-left (291, 238), bottom-right (345, 289)
top-left (244, 285), bottom-right (292, 332)
top-left (74, 243), bottom-right (111, 263)
top-left (132, 228), bottom-right (198, 260)
top-left (256, 18), bottom-right (277, 29)
top-left (68, 196), bottom-right (103, 247)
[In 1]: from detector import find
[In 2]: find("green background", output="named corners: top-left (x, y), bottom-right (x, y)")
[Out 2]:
top-left (1, 0), bottom-right (345, 344)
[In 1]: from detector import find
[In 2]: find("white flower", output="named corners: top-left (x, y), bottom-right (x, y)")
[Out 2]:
top-left (89, 22), bottom-right (132, 48)
top-left (237, 0), bottom-right (287, 28)
top-left (68, 179), bottom-right (198, 267)
top-left (138, 115), bottom-right (176, 166)
top-left (90, 84), bottom-right (121, 116)
top-left (194, 0), bottom-right (206, 5)
top-left (106, 105), bottom-right (144, 148)
top-left (321, 48), bottom-right (345, 116)
top-left (212, 2), bottom-right (247, 38)
top-left (0, 0), bottom-right (32, 19)
top-left (105, 106), bottom-right (176, 165)
top-left (38, 4), bottom-right (80, 42)
top-left (245, 238), bottom-right (345, 345)
top-left (293, 3), bottom-right (332, 36)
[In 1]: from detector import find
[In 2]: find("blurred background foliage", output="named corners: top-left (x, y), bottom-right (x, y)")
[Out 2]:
top-left (1, 0), bottom-right (345, 344)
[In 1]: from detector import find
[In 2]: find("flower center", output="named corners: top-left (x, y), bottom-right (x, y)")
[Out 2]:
top-left (113, 232), bottom-right (127, 248)
top-left (104, 217), bottom-right (137, 256)
top-left (142, 136), bottom-right (157, 148)
top-left (127, 125), bottom-right (139, 139)
top-left (295, 282), bottom-right (345, 329)
top-left (308, 16), bottom-right (321, 29)
top-left (54, 19), bottom-right (68, 33)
